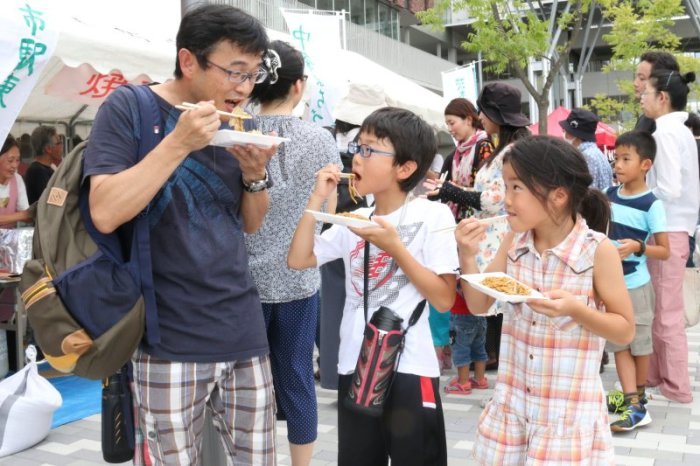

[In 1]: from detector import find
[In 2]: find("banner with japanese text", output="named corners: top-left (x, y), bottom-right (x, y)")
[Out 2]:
top-left (0, 1), bottom-right (58, 143)
top-left (441, 64), bottom-right (478, 104)
top-left (280, 9), bottom-right (344, 127)
top-left (45, 64), bottom-right (150, 105)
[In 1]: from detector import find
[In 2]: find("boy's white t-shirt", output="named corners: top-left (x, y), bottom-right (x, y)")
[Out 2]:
top-left (0, 173), bottom-right (29, 211)
top-left (314, 197), bottom-right (459, 378)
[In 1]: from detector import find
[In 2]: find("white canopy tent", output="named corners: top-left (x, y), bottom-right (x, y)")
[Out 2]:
top-left (10, 13), bottom-right (448, 140)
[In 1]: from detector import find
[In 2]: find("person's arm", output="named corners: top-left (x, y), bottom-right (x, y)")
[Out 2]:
top-left (234, 143), bottom-right (277, 234)
top-left (651, 131), bottom-right (683, 202)
top-left (0, 210), bottom-right (30, 225)
top-left (436, 182), bottom-right (482, 209)
top-left (349, 216), bottom-right (456, 311)
top-left (455, 218), bottom-right (512, 314)
top-left (646, 231), bottom-right (670, 260)
top-left (288, 164), bottom-right (341, 270)
top-left (527, 239), bottom-right (635, 346)
top-left (89, 102), bottom-right (223, 234)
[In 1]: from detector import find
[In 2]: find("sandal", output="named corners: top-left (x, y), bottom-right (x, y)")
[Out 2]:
top-left (444, 378), bottom-right (472, 395)
top-left (469, 377), bottom-right (489, 389)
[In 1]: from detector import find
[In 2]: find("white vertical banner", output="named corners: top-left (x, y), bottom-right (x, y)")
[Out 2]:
top-left (441, 63), bottom-right (478, 103)
top-left (281, 9), bottom-right (344, 127)
top-left (0, 1), bottom-right (59, 143)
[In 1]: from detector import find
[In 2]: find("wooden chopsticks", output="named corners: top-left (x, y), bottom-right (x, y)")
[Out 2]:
top-left (175, 102), bottom-right (252, 119)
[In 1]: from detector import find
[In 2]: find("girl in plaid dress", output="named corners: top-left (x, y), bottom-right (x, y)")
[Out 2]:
top-left (456, 136), bottom-right (635, 465)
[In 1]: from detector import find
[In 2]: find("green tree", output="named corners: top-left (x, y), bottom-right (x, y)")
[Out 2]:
top-left (419, 0), bottom-right (593, 133)
top-left (589, 0), bottom-right (698, 130)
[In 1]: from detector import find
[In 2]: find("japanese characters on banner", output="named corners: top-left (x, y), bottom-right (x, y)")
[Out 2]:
top-left (0, 1), bottom-right (58, 143)
top-left (280, 9), bottom-right (344, 127)
top-left (45, 64), bottom-right (150, 105)
top-left (441, 63), bottom-right (478, 104)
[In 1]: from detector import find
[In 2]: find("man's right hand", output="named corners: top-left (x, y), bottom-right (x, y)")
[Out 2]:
top-left (172, 101), bottom-right (221, 153)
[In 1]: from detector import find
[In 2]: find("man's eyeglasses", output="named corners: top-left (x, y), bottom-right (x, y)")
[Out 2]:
top-left (347, 141), bottom-right (395, 158)
top-left (206, 60), bottom-right (268, 84)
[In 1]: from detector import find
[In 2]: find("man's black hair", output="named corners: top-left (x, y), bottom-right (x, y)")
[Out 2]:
top-left (615, 131), bottom-right (657, 163)
top-left (685, 112), bottom-right (700, 137)
top-left (175, 4), bottom-right (268, 79)
top-left (359, 107), bottom-right (437, 192)
top-left (639, 51), bottom-right (680, 73)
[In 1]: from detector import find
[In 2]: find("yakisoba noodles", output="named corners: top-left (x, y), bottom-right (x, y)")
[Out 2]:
top-left (336, 212), bottom-right (370, 221)
top-left (347, 174), bottom-right (360, 204)
top-left (481, 276), bottom-right (531, 296)
top-left (229, 107), bottom-right (253, 132)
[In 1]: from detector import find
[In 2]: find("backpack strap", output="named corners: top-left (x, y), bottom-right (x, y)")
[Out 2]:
top-left (123, 84), bottom-right (163, 347)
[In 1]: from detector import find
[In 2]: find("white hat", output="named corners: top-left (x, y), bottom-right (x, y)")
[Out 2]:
top-left (332, 83), bottom-right (388, 126)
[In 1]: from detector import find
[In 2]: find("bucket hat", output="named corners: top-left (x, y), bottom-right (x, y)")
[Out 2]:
top-left (559, 108), bottom-right (599, 142)
top-left (333, 83), bottom-right (388, 125)
top-left (476, 83), bottom-right (530, 127)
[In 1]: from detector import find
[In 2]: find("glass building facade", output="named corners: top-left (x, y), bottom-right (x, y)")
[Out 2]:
top-left (297, 0), bottom-right (399, 39)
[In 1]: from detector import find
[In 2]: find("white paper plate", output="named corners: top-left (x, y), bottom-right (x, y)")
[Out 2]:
top-left (209, 129), bottom-right (290, 148)
top-left (306, 210), bottom-right (377, 229)
top-left (460, 272), bottom-right (547, 303)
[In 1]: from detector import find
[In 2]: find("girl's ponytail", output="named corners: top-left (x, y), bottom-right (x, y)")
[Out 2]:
top-left (580, 188), bottom-right (610, 235)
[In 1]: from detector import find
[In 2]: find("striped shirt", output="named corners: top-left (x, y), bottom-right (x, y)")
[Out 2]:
top-left (606, 185), bottom-right (666, 289)
top-left (473, 217), bottom-right (614, 465)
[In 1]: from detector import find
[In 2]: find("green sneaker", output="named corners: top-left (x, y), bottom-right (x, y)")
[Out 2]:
top-left (607, 389), bottom-right (625, 414)
top-left (610, 404), bottom-right (652, 432)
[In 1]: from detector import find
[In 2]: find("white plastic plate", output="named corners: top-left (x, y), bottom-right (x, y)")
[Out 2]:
top-left (209, 129), bottom-right (290, 148)
top-left (306, 210), bottom-right (377, 229)
top-left (460, 272), bottom-right (548, 303)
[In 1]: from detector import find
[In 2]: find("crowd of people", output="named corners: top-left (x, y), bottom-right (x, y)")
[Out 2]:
top-left (1, 3), bottom-right (699, 465)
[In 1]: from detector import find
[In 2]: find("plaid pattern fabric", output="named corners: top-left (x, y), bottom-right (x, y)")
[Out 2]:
top-left (473, 217), bottom-right (615, 465)
top-left (132, 351), bottom-right (276, 466)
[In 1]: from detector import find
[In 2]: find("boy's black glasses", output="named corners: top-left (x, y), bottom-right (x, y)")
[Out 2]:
top-left (206, 60), bottom-right (269, 84)
top-left (347, 141), bottom-right (395, 158)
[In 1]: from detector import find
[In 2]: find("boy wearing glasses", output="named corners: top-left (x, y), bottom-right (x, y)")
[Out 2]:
top-left (288, 107), bottom-right (458, 466)
top-left (82, 5), bottom-right (276, 465)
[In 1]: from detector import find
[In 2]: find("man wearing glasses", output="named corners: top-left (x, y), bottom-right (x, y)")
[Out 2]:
top-left (633, 51), bottom-right (680, 134)
top-left (83, 5), bottom-right (276, 464)
top-left (26, 125), bottom-right (63, 204)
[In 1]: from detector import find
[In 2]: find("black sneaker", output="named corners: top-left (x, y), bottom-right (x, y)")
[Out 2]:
top-left (610, 404), bottom-right (651, 432)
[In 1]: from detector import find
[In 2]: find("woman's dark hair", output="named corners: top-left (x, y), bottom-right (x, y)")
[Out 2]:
top-left (334, 119), bottom-right (360, 136)
top-left (444, 98), bottom-right (482, 130)
top-left (1, 134), bottom-right (18, 157)
top-left (504, 136), bottom-right (610, 233)
top-left (648, 69), bottom-right (696, 111)
top-left (490, 125), bottom-right (531, 164)
top-left (250, 41), bottom-right (305, 104)
top-left (175, 4), bottom-right (268, 79)
top-left (360, 107), bottom-right (437, 192)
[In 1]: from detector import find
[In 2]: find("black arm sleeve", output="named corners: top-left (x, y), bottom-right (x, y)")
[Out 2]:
top-left (436, 182), bottom-right (482, 210)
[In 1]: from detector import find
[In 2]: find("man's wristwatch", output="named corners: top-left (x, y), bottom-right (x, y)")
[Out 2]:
top-left (242, 170), bottom-right (269, 193)
top-left (633, 238), bottom-right (646, 257)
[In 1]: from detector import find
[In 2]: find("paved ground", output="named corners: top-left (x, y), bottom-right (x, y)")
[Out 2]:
top-left (4, 325), bottom-right (700, 465)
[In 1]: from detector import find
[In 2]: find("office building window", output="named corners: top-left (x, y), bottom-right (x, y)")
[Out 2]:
top-left (350, 0), bottom-right (364, 25)
top-left (336, 0), bottom-right (350, 12)
top-left (365, 0), bottom-right (378, 32)
top-left (317, 0), bottom-right (333, 10)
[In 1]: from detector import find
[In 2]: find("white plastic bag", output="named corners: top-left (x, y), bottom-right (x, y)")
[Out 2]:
top-left (0, 346), bottom-right (62, 457)
top-left (685, 268), bottom-right (700, 328)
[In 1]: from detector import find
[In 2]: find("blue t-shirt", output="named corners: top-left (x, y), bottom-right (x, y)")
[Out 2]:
top-left (606, 185), bottom-right (667, 289)
top-left (83, 86), bottom-right (268, 362)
